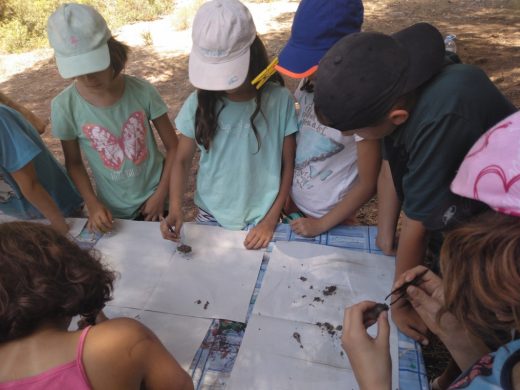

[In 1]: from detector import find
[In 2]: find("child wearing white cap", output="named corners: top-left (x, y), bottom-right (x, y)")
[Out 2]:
top-left (160, 0), bottom-right (297, 249)
top-left (47, 3), bottom-right (178, 233)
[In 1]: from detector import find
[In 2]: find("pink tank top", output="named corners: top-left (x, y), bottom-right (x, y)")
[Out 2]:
top-left (0, 326), bottom-right (92, 390)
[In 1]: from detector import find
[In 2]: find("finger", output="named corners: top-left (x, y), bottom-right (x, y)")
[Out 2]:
top-left (289, 221), bottom-right (300, 233)
top-left (104, 210), bottom-right (113, 227)
top-left (403, 324), bottom-right (429, 346)
top-left (243, 231), bottom-right (253, 247)
top-left (174, 220), bottom-right (183, 238)
top-left (251, 235), bottom-right (263, 249)
top-left (417, 271), bottom-right (443, 295)
top-left (256, 236), bottom-right (269, 249)
top-left (393, 265), bottom-right (428, 289)
top-left (407, 286), bottom-right (440, 329)
top-left (87, 218), bottom-right (95, 232)
top-left (344, 301), bottom-right (377, 331)
top-left (260, 237), bottom-right (270, 248)
top-left (98, 218), bottom-right (113, 233)
top-left (97, 211), bottom-right (113, 231)
top-left (93, 219), bottom-right (105, 234)
top-left (375, 311), bottom-right (390, 345)
top-left (247, 234), bottom-right (262, 250)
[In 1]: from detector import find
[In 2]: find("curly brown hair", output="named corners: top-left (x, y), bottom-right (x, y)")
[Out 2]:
top-left (0, 222), bottom-right (115, 342)
top-left (440, 211), bottom-right (520, 345)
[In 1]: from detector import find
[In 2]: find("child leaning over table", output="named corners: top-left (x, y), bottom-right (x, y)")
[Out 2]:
top-left (312, 23), bottom-right (516, 346)
top-left (47, 3), bottom-right (178, 233)
top-left (341, 110), bottom-right (520, 390)
top-left (161, 0), bottom-right (297, 250)
top-left (0, 104), bottom-right (83, 234)
top-left (275, 0), bottom-right (380, 238)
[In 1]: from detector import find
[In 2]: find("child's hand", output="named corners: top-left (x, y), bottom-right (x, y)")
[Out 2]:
top-left (87, 202), bottom-right (113, 233)
top-left (375, 232), bottom-right (398, 256)
top-left (394, 266), bottom-right (459, 341)
top-left (390, 299), bottom-right (429, 346)
top-left (342, 301), bottom-right (392, 390)
top-left (160, 209), bottom-right (183, 242)
top-left (141, 191), bottom-right (166, 221)
top-left (51, 218), bottom-right (70, 235)
top-left (290, 216), bottom-right (324, 237)
top-left (244, 220), bottom-right (274, 250)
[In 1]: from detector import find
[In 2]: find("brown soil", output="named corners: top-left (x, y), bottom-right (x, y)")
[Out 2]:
top-left (1, 0), bottom-right (519, 379)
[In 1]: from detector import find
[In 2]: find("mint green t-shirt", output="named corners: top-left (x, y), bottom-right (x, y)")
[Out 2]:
top-left (176, 83), bottom-right (298, 229)
top-left (51, 75), bottom-right (168, 219)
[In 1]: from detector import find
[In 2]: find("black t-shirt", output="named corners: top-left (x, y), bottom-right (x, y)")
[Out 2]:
top-left (384, 63), bottom-right (516, 230)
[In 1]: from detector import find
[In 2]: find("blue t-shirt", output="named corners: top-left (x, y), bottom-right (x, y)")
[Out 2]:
top-left (175, 83), bottom-right (298, 229)
top-left (448, 339), bottom-right (520, 390)
top-left (0, 104), bottom-right (83, 219)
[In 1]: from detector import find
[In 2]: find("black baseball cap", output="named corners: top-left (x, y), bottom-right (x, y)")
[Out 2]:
top-left (314, 22), bottom-right (445, 131)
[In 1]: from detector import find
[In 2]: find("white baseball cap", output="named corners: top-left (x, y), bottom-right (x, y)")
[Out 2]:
top-left (189, 0), bottom-right (257, 90)
top-left (47, 3), bottom-right (112, 79)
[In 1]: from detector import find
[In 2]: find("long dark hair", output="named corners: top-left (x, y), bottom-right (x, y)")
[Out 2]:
top-left (108, 37), bottom-right (129, 78)
top-left (195, 35), bottom-right (284, 151)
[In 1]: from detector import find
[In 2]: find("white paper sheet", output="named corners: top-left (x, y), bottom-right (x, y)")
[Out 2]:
top-left (146, 223), bottom-right (265, 322)
top-left (227, 314), bottom-right (358, 390)
top-left (228, 313), bottom-right (399, 390)
top-left (67, 217), bottom-right (88, 237)
top-left (103, 306), bottom-right (211, 371)
top-left (254, 242), bottom-right (395, 324)
top-left (230, 241), bottom-right (399, 390)
top-left (93, 219), bottom-right (175, 309)
top-left (93, 221), bottom-right (264, 322)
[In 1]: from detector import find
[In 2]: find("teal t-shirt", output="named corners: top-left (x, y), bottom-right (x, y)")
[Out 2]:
top-left (176, 83), bottom-right (298, 229)
top-left (0, 104), bottom-right (83, 219)
top-left (51, 75), bottom-right (168, 219)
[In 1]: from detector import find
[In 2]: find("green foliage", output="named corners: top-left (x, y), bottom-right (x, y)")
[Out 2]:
top-left (0, 0), bottom-right (173, 54)
top-left (170, 0), bottom-right (205, 31)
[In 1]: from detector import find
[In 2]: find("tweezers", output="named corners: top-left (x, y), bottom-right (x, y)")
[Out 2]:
top-left (385, 269), bottom-right (428, 306)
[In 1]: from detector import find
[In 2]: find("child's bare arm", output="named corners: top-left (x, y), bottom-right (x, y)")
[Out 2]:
top-left (0, 92), bottom-right (47, 134)
top-left (161, 134), bottom-right (196, 241)
top-left (11, 161), bottom-right (68, 234)
top-left (290, 139), bottom-right (380, 237)
top-left (141, 113), bottom-right (179, 221)
top-left (391, 215), bottom-right (429, 343)
top-left (61, 139), bottom-right (112, 232)
top-left (84, 318), bottom-right (194, 390)
top-left (397, 266), bottom-right (490, 370)
top-left (375, 160), bottom-right (401, 255)
top-left (245, 133), bottom-right (296, 249)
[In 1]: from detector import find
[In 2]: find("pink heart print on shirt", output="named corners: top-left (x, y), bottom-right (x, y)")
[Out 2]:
top-left (451, 111), bottom-right (520, 216)
top-left (83, 111), bottom-right (148, 170)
